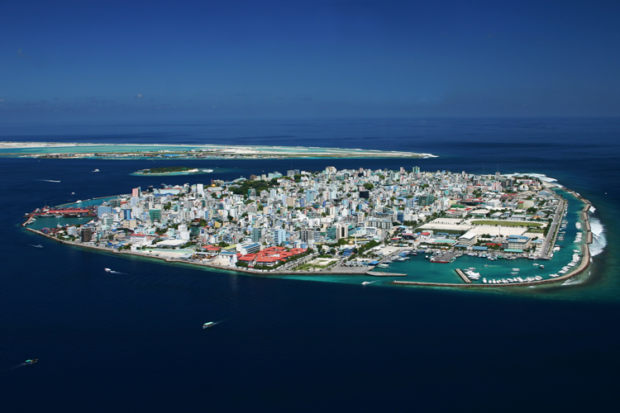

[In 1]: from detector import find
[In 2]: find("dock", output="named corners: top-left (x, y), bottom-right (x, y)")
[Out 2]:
top-left (455, 269), bottom-right (472, 283)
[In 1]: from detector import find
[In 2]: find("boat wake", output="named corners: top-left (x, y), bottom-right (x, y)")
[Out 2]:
top-left (41, 180), bottom-right (61, 183)
top-left (589, 216), bottom-right (607, 257)
top-left (4, 363), bottom-right (27, 372)
top-left (104, 268), bottom-right (124, 274)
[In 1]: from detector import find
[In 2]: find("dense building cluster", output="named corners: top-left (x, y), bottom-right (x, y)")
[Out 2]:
top-left (43, 166), bottom-right (562, 269)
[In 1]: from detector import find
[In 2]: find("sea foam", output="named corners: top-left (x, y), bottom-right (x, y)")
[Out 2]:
top-left (589, 216), bottom-right (606, 257)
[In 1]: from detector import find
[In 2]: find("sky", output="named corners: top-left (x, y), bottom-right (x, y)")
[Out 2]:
top-left (1, 0), bottom-right (620, 121)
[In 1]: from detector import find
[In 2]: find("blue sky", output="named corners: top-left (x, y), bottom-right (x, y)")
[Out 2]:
top-left (1, 0), bottom-right (619, 121)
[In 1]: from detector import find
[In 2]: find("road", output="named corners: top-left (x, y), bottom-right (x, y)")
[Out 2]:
top-left (538, 195), bottom-right (565, 259)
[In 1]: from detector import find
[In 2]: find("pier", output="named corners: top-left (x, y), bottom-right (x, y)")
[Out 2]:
top-left (455, 269), bottom-right (472, 283)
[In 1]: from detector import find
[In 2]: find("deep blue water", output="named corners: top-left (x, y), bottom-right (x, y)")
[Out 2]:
top-left (1, 118), bottom-right (619, 412)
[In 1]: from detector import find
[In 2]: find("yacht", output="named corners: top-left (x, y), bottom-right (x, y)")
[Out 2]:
top-left (377, 263), bottom-right (389, 268)
top-left (25, 359), bottom-right (38, 366)
top-left (203, 322), bottom-right (215, 329)
top-left (465, 270), bottom-right (481, 280)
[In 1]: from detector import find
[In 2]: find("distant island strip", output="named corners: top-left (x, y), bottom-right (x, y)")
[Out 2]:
top-left (23, 166), bottom-right (593, 289)
top-left (0, 142), bottom-right (435, 159)
top-left (133, 166), bottom-right (214, 176)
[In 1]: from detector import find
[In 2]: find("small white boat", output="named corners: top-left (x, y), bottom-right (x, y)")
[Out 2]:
top-left (93, 169), bottom-right (100, 172)
top-left (512, 268), bottom-right (520, 272)
top-left (539, 265), bottom-right (545, 269)
top-left (203, 322), bottom-right (215, 329)
top-left (362, 281), bottom-right (377, 285)
top-left (104, 268), bottom-right (112, 273)
top-left (31, 244), bottom-right (43, 248)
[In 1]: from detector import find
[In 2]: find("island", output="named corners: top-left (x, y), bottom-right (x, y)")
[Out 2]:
top-left (133, 166), bottom-right (213, 176)
top-left (0, 142), bottom-right (436, 160)
top-left (23, 166), bottom-right (593, 288)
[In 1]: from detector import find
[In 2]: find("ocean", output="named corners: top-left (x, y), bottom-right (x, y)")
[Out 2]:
top-left (1, 118), bottom-right (619, 412)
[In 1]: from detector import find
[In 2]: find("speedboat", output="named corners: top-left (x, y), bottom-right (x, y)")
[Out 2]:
top-left (25, 359), bottom-right (38, 366)
top-left (104, 268), bottom-right (112, 273)
top-left (539, 265), bottom-right (545, 269)
top-left (31, 245), bottom-right (43, 248)
top-left (93, 169), bottom-right (100, 172)
top-left (203, 322), bottom-right (215, 329)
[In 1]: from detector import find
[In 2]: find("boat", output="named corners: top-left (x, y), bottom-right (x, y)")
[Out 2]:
top-left (539, 265), bottom-right (544, 269)
top-left (483, 264), bottom-right (489, 267)
top-left (512, 268), bottom-right (520, 272)
top-left (104, 268), bottom-right (112, 273)
top-left (76, 200), bottom-right (82, 203)
top-left (202, 322), bottom-right (215, 329)
top-left (55, 214), bottom-right (63, 218)
top-left (362, 281), bottom-right (377, 285)
top-left (24, 359), bottom-right (38, 366)
top-left (93, 169), bottom-right (100, 172)
top-left (465, 270), bottom-right (481, 280)
top-left (31, 244), bottom-right (43, 248)
top-left (377, 264), bottom-right (389, 268)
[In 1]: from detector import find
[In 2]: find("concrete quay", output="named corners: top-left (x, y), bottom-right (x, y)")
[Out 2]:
top-left (455, 269), bottom-right (471, 283)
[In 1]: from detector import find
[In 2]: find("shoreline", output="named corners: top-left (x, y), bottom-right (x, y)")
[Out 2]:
top-left (24, 227), bottom-right (406, 278)
top-left (22, 178), bottom-right (595, 290)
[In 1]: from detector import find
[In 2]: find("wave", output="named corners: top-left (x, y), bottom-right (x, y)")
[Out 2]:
top-left (589, 216), bottom-right (606, 257)
top-left (562, 277), bottom-right (585, 286)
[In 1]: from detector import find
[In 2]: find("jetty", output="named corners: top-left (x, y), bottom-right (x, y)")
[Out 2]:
top-left (455, 269), bottom-right (471, 283)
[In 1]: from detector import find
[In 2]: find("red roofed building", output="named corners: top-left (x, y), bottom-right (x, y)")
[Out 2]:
top-left (239, 246), bottom-right (308, 267)
top-left (202, 245), bottom-right (221, 253)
